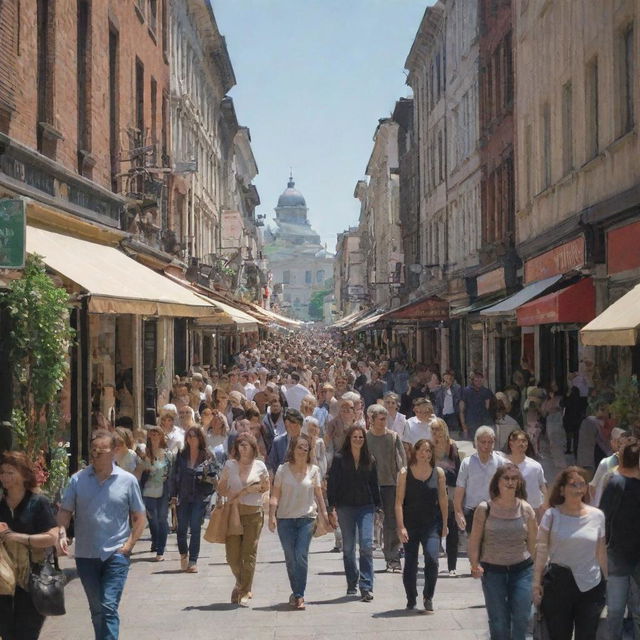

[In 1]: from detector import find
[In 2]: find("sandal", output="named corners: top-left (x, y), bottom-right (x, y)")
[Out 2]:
top-left (295, 597), bottom-right (305, 610)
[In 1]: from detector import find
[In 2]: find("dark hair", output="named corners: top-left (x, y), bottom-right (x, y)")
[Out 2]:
top-left (291, 372), bottom-right (301, 383)
top-left (230, 432), bottom-right (259, 461)
top-left (115, 416), bottom-right (134, 429)
top-left (620, 439), bottom-right (640, 469)
top-left (489, 463), bottom-right (527, 500)
top-left (284, 408), bottom-right (304, 425)
top-left (146, 427), bottom-right (167, 459)
top-left (245, 407), bottom-right (261, 421)
top-left (285, 434), bottom-right (312, 465)
top-left (182, 427), bottom-right (207, 458)
top-left (0, 451), bottom-right (38, 490)
top-left (339, 425), bottom-right (373, 469)
top-left (408, 438), bottom-right (434, 466)
top-left (548, 466), bottom-right (590, 506)
top-left (91, 429), bottom-right (117, 449)
top-left (505, 429), bottom-right (537, 459)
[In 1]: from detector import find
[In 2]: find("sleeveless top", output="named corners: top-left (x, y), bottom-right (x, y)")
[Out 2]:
top-left (479, 499), bottom-right (534, 566)
top-left (402, 466), bottom-right (440, 531)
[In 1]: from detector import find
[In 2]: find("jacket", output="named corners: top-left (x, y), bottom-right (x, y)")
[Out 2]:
top-left (432, 383), bottom-right (463, 418)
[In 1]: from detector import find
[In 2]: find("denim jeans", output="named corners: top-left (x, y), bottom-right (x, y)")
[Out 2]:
top-left (76, 553), bottom-right (131, 640)
top-left (481, 561), bottom-right (533, 640)
top-left (403, 524), bottom-right (440, 605)
top-left (144, 494), bottom-right (169, 556)
top-left (336, 505), bottom-right (375, 592)
top-left (379, 486), bottom-right (401, 563)
top-left (176, 499), bottom-right (207, 562)
top-left (541, 563), bottom-right (606, 640)
top-left (607, 564), bottom-right (640, 640)
top-left (277, 517), bottom-right (315, 598)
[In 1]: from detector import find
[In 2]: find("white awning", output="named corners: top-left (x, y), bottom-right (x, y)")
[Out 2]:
top-left (27, 226), bottom-right (215, 317)
top-left (480, 275), bottom-right (563, 317)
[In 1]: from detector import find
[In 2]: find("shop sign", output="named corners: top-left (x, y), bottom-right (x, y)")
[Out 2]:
top-left (477, 267), bottom-right (505, 297)
top-left (607, 220), bottom-right (640, 274)
top-left (0, 199), bottom-right (25, 268)
top-left (524, 236), bottom-right (584, 284)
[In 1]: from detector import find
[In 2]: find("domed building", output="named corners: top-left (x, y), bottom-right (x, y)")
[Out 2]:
top-left (264, 174), bottom-right (334, 320)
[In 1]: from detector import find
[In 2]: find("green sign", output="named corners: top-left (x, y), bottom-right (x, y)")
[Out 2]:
top-left (0, 199), bottom-right (26, 268)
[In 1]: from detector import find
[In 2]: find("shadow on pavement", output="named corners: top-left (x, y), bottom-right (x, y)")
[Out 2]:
top-left (252, 603), bottom-right (296, 612)
top-left (183, 603), bottom-right (238, 612)
top-left (373, 609), bottom-right (425, 618)
top-left (305, 596), bottom-right (359, 605)
top-left (152, 569), bottom-right (185, 575)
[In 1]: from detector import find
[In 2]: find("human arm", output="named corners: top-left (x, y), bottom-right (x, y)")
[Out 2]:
top-left (597, 534), bottom-right (608, 580)
top-left (532, 510), bottom-right (552, 606)
top-left (395, 468), bottom-right (408, 544)
top-left (437, 467), bottom-right (448, 538)
top-left (467, 504), bottom-right (487, 578)
top-left (0, 526), bottom-right (58, 549)
top-left (313, 482), bottom-right (332, 531)
top-left (326, 456), bottom-right (340, 527)
top-left (268, 481), bottom-right (281, 533)
top-left (453, 486), bottom-right (466, 530)
top-left (526, 503), bottom-right (538, 559)
top-left (458, 398), bottom-right (468, 435)
top-left (118, 510), bottom-right (146, 555)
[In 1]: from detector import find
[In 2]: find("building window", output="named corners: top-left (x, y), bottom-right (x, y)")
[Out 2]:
top-left (150, 77), bottom-right (157, 146)
top-left (524, 123), bottom-right (532, 202)
top-left (282, 270), bottom-right (290, 284)
top-left (561, 81), bottom-right (573, 174)
top-left (36, 0), bottom-right (54, 153)
top-left (77, 0), bottom-right (92, 175)
top-left (617, 23), bottom-right (634, 136)
top-left (541, 102), bottom-right (552, 189)
top-left (135, 57), bottom-right (144, 134)
top-left (316, 270), bottom-right (325, 283)
top-left (586, 57), bottom-right (599, 159)
top-left (109, 26), bottom-right (119, 191)
top-left (305, 270), bottom-right (312, 284)
top-left (161, 0), bottom-right (168, 59)
top-left (148, 0), bottom-right (157, 36)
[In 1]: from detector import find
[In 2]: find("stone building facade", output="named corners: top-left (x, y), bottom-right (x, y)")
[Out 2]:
top-left (334, 227), bottom-right (366, 316)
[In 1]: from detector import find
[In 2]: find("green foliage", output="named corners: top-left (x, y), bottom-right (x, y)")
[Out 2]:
top-left (609, 376), bottom-right (640, 429)
top-left (42, 440), bottom-right (71, 501)
top-left (2, 254), bottom-right (75, 458)
top-left (308, 289), bottom-right (331, 321)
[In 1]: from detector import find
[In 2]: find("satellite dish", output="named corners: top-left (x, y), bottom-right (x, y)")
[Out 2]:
top-left (408, 264), bottom-right (423, 274)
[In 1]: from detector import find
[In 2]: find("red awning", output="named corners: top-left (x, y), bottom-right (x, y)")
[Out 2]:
top-left (381, 296), bottom-right (449, 322)
top-left (516, 278), bottom-right (595, 327)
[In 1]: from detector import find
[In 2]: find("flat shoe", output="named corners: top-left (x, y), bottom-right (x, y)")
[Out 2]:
top-left (295, 597), bottom-right (305, 610)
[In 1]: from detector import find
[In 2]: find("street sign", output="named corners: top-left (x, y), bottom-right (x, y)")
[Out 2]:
top-left (0, 199), bottom-right (26, 269)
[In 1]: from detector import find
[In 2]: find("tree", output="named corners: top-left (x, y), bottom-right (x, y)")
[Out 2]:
top-left (2, 255), bottom-right (74, 460)
top-left (308, 289), bottom-right (331, 321)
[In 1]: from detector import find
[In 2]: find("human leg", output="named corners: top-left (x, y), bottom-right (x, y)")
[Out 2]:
top-left (507, 563), bottom-right (533, 640)
top-left (607, 574), bottom-right (631, 640)
top-left (225, 534), bottom-right (243, 586)
top-left (187, 500), bottom-right (207, 563)
top-left (356, 505), bottom-right (375, 594)
top-left (379, 486), bottom-right (400, 564)
top-left (402, 529), bottom-right (420, 607)
top-left (176, 500), bottom-right (191, 557)
top-left (144, 495), bottom-right (159, 551)
top-left (336, 506), bottom-right (358, 591)
top-left (0, 587), bottom-right (46, 640)
top-left (277, 518), bottom-right (298, 596)
top-left (155, 493), bottom-right (170, 556)
top-left (481, 569), bottom-right (510, 640)
top-left (237, 510), bottom-right (264, 595)
top-left (292, 517), bottom-right (314, 598)
top-left (422, 528), bottom-right (440, 601)
top-left (446, 506), bottom-right (459, 572)
top-left (100, 552), bottom-right (131, 640)
top-left (75, 557), bottom-right (104, 639)
top-left (573, 578), bottom-right (606, 640)
top-left (541, 564), bottom-right (579, 640)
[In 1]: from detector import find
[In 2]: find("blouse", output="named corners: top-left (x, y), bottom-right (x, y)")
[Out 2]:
top-left (223, 458), bottom-right (268, 507)
top-left (274, 463), bottom-right (322, 519)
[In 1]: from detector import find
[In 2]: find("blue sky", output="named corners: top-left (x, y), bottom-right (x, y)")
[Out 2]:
top-left (213, 0), bottom-right (431, 251)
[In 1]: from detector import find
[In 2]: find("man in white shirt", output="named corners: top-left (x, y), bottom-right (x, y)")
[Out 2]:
top-left (454, 426), bottom-right (504, 534)
top-left (283, 372), bottom-right (310, 411)
top-left (403, 397), bottom-right (436, 446)
top-left (590, 427), bottom-right (628, 505)
top-left (241, 371), bottom-right (257, 402)
top-left (383, 392), bottom-right (409, 440)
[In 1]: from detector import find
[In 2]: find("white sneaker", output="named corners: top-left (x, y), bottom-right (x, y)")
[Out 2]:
top-left (449, 570), bottom-right (458, 577)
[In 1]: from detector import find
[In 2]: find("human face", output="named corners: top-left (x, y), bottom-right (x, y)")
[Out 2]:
top-left (340, 402), bottom-right (355, 423)
top-left (306, 423), bottom-right (319, 439)
top-left (148, 430), bottom-right (162, 444)
top-left (270, 399), bottom-right (282, 415)
top-left (443, 374), bottom-right (454, 387)
top-left (472, 374), bottom-right (484, 389)
top-left (285, 419), bottom-right (302, 437)
top-left (430, 422), bottom-right (445, 441)
top-left (475, 434), bottom-right (495, 456)
top-left (499, 470), bottom-right (520, 493)
top-left (413, 402), bottom-right (432, 422)
top-left (0, 464), bottom-right (23, 491)
top-left (294, 439), bottom-right (310, 463)
top-left (509, 434), bottom-right (528, 455)
top-left (200, 408), bottom-right (213, 424)
top-left (186, 430), bottom-right (200, 450)
top-left (90, 437), bottom-right (114, 465)
top-left (415, 442), bottom-right (432, 463)
top-left (371, 413), bottom-right (387, 429)
top-left (237, 440), bottom-right (254, 460)
top-left (561, 471), bottom-right (588, 501)
top-left (383, 397), bottom-right (397, 413)
top-left (350, 429), bottom-right (365, 452)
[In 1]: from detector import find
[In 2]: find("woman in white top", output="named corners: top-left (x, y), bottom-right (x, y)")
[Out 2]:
top-left (217, 433), bottom-right (270, 606)
top-left (383, 392), bottom-right (409, 440)
top-left (502, 429), bottom-right (547, 520)
top-left (269, 434), bottom-right (331, 610)
top-left (533, 466), bottom-right (607, 640)
top-left (302, 417), bottom-right (327, 478)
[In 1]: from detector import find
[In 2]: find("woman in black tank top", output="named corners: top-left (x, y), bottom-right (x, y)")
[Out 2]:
top-left (395, 438), bottom-right (449, 612)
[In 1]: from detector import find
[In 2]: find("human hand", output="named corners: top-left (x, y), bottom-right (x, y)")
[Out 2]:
top-left (441, 524), bottom-right (448, 539)
top-left (328, 511), bottom-right (338, 529)
top-left (470, 565), bottom-right (484, 579)
top-left (455, 512), bottom-right (466, 531)
top-left (397, 527), bottom-right (409, 544)
top-left (532, 584), bottom-right (543, 606)
top-left (116, 544), bottom-right (132, 556)
top-left (268, 516), bottom-right (277, 533)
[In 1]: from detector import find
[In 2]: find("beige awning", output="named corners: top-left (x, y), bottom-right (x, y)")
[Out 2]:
top-left (27, 226), bottom-right (215, 317)
top-left (580, 283), bottom-right (640, 346)
top-left (351, 312), bottom-right (385, 331)
top-left (193, 297), bottom-right (260, 332)
top-left (246, 303), bottom-right (303, 327)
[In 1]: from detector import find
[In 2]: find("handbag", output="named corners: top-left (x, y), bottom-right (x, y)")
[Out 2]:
top-left (203, 497), bottom-right (243, 543)
top-left (313, 516), bottom-right (331, 538)
top-left (28, 548), bottom-right (66, 616)
top-left (0, 541), bottom-right (16, 596)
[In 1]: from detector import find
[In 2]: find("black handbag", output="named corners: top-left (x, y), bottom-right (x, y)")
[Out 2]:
top-left (28, 548), bottom-right (67, 616)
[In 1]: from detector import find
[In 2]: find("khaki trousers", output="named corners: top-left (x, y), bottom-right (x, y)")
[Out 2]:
top-left (225, 506), bottom-right (263, 595)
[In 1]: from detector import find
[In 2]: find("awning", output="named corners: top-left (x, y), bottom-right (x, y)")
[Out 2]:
top-left (332, 309), bottom-right (366, 329)
top-left (351, 312), bottom-right (386, 331)
top-left (450, 299), bottom-right (499, 318)
top-left (480, 275), bottom-right (563, 317)
top-left (244, 302), bottom-right (303, 327)
top-left (517, 278), bottom-right (595, 327)
top-left (27, 226), bottom-right (215, 317)
top-left (380, 296), bottom-right (449, 322)
top-left (581, 283), bottom-right (640, 346)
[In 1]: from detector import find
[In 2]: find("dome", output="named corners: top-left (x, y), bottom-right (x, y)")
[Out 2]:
top-left (277, 175), bottom-right (306, 208)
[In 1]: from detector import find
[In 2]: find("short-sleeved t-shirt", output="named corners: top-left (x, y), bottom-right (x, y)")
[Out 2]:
top-left (274, 463), bottom-right (321, 519)
top-left (456, 452), bottom-right (505, 509)
top-left (403, 417), bottom-right (433, 445)
top-left (541, 506), bottom-right (605, 592)
top-left (0, 491), bottom-right (56, 535)
top-left (511, 456), bottom-right (546, 508)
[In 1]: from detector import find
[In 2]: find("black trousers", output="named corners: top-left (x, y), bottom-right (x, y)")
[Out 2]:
top-left (446, 507), bottom-right (459, 571)
top-left (541, 564), bottom-right (606, 640)
top-left (0, 587), bottom-right (46, 640)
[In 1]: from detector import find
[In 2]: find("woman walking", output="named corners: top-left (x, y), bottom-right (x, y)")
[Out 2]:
top-left (431, 418), bottom-right (463, 576)
top-left (395, 439), bottom-right (448, 612)
top-left (0, 452), bottom-right (58, 640)
top-left (533, 466), bottom-right (607, 640)
top-left (268, 435), bottom-right (331, 609)
top-left (139, 425), bottom-right (173, 561)
top-left (170, 427), bottom-right (216, 572)
top-left (327, 425), bottom-right (381, 602)
top-left (217, 433), bottom-right (270, 605)
top-left (542, 381), bottom-right (566, 471)
top-left (468, 464), bottom-right (538, 640)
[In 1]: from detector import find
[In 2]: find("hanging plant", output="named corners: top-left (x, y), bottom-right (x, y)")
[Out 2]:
top-left (2, 254), bottom-right (75, 459)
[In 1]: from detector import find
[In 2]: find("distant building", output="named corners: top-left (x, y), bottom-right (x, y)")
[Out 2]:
top-left (264, 175), bottom-right (333, 320)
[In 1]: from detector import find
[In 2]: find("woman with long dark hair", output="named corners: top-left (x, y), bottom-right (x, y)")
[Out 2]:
top-left (327, 425), bottom-right (381, 602)
top-left (170, 427), bottom-right (217, 572)
top-left (395, 438), bottom-right (448, 612)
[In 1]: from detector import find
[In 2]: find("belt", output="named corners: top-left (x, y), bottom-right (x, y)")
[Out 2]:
top-left (481, 558), bottom-right (533, 574)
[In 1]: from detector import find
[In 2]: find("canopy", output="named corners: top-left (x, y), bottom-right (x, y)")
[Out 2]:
top-left (581, 282), bottom-right (640, 346)
top-left (480, 275), bottom-right (563, 317)
top-left (517, 278), bottom-right (595, 327)
top-left (381, 296), bottom-right (449, 322)
top-left (27, 226), bottom-right (215, 317)
top-left (351, 312), bottom-right (386, 331)
top-left (332, 308), bottom-right (369, 329)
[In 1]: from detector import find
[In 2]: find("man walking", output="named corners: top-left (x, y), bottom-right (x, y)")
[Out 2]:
top-left (433, 370), bottom-right (462, 436)
top-left (58, 430), bottom-right (146, 640)
top-left (267, 408), bottom-right (304, 475)
top-left (459, 371), bottom-right (494, 440)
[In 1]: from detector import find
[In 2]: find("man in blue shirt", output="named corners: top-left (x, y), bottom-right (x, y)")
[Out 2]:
top-left (267, 408), bottom-right (303, 475)
top-left (58, 430), bottom-right (146, 640)
top-left (459, 370), bottom-right (495, 439)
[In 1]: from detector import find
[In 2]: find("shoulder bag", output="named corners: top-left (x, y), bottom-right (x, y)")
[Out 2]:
top-left (28, 547), bottom-right (66, 616)
top-left (204, 496), bottom-right (243, 544)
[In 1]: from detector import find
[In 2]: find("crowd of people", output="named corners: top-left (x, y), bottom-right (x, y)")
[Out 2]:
top-left (1, 328), bottom-right (639, 640)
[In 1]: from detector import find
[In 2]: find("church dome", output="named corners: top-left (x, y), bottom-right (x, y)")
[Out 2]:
top-left (277, 175), bottom-right (306, 208)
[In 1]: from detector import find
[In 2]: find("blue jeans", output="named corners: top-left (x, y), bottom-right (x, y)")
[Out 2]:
top-left (481, 561), bottom-right (533, 640)
top-left (403, 523), bottom-right (440, 605)
top-left (144, 494), bottom-right (169, 556)
top-left (277, 517), bottom-right (315, 598)
top-left (336, 505), bottom-right (375, 593)
top-left (177, 499), bottom-right (207, 562)
top-left (607, 567), bottom-right (640, 640)
top-left (76, 553), bottom-right (131, 640)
